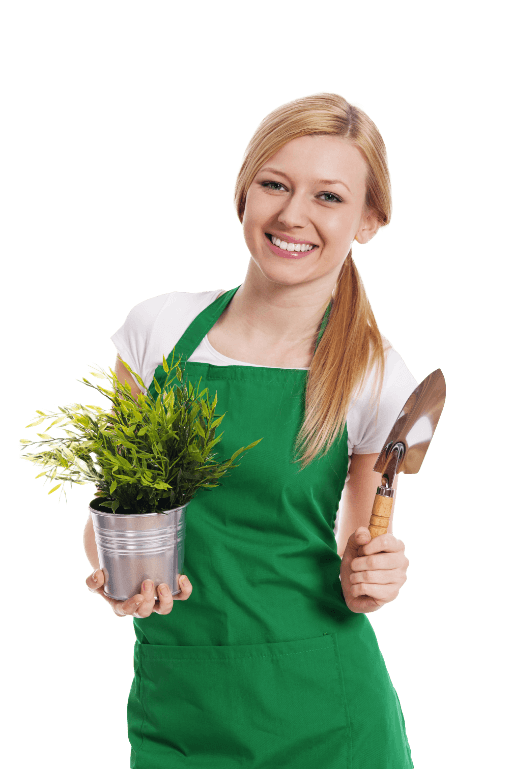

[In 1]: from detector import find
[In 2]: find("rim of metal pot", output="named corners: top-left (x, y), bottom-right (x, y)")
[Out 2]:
top-left (89, 495), bottom-right (189, 518)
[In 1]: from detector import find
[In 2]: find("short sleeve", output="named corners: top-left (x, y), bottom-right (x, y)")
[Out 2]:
top-left (110, 294), bottom-right (170, 393)
top-left (347, 347), bottom-right (418, 455)
top-left (110, 289), bottom-right (225, 394)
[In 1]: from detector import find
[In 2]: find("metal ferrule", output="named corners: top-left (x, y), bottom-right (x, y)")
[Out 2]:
top-left (376, 486), bottom-right (395, 498)
top-left (374, 443), bottom-right (404, 494)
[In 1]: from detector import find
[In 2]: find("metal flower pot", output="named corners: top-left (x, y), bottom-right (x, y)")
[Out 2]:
top-left (89, 497), bottom-right (189, 601)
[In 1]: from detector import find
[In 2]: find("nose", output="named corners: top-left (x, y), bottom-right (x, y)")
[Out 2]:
top-left (276, 190), bottom-right (311, 230)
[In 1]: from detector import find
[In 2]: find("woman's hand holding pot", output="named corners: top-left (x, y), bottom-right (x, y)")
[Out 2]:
top-left (85, 569), bottom-right (193, 617)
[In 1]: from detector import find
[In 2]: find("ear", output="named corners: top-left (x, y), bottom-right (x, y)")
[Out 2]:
top-left (355, 210), bottom-right (381, 245)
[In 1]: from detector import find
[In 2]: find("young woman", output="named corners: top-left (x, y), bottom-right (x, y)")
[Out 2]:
top-left (84, 92), bottom-right (416, 768)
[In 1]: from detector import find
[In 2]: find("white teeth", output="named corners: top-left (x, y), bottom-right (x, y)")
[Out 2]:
top-left (271, 235), bottom-right (314, 252)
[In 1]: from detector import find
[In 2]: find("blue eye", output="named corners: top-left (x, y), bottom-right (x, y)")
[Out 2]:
top-left (260, 181), bottom-right (342, 203)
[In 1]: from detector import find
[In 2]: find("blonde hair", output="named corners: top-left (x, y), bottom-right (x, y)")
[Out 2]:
top-left (234, 93), bottom-right (391, 469)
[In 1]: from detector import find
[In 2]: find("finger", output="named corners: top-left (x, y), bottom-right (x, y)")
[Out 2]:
top-left (350, 581), bottom-right (400, 602)
top-left (359, 533), bottom-right (405, 555)
top-left (85, 570), bottom-right (145, 617)
top-left (96, 583), bottom-right (144, 617)
top-left (135, 580), bottom-right (156, 618)
top-left (153, 583), bottom-right (174, 615)
top-left (350, 567), bottom-right (406, 585)
top-left (173, 575), bottom-right (193, 601)
top-left (348, 527), bottom-right (372, 554)
top-left (346, 595), bottom-right (383, 614)
top-left (351, 551), bottom-right (405, 572)
top-left (89, 583), bottom-right (143, 617)
top-left (86, 568), bottom-right (105, 593)
top-left (354, 526), bottom-right (372, 541)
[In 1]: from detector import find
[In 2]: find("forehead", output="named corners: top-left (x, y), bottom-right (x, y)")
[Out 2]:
top-left (259, 135), bottom-right (368, 194)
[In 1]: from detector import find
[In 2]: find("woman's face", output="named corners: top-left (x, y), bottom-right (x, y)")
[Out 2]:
top-left (242, 134), bottom-right (379, 289)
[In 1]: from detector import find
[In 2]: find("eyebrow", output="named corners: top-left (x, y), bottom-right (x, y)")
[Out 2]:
top-left (259, 166), bottom-right (352, 194)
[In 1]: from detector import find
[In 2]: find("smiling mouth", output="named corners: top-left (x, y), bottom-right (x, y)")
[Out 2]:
top-left (264, 233), bottom-right (318, 251)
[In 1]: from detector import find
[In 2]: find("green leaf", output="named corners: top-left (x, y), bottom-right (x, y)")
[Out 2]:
top-left (48, 484), bottom-right (62, 495)
top-left (25, 417), bottom-right (46, 428)
top-left (228, 439), bottom-right (263, 462)
top-left (110, 479), bottom-right (117, 494)
top-left (36, 433), bottom-right (53, 440)
top-left (45, 416), bottom-right (67, 431)
top-left (119, 439), bottom-right (137, 451)
top-left (85, 405), bottom-right (103, 411)
top-left (243, 438), bottom-right (263, 451)
top-left (19, 439), bottom-right (31, 444)
top-left (162, 355), bottom-right (169, 374)
top-left (101, 499), bottom-right (121, 514)
top-left (195, 422), bottom-right (206, 439)
top-left (153, 378), bottom-right (162, 394)
top-left (206, 433), bottom-right (223, 451)
top-left (116, 456), bottom-right (133, 471)
top-left (210, 416), bottom-right (224, 430)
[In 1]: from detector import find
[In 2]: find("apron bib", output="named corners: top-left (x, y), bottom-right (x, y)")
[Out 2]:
top-left (127, 286), bottom-right (414, 769)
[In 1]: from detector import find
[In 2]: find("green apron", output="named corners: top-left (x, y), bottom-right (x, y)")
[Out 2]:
top-left (127, 286), bottom-right (414, 769)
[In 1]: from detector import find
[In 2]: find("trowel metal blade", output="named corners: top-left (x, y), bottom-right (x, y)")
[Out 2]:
top-left (373, 368), bottom-right (446, 477)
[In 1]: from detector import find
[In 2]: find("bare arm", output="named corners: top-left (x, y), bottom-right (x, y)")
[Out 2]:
top-left (336, 452), bottom-right (399, 558)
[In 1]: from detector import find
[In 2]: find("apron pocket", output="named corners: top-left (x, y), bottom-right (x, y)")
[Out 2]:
top-left (133, 632), bottom-right (351, 769)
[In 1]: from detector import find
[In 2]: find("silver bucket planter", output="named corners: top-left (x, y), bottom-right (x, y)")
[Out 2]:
top-left (89, 497), bottom-right (189, 601)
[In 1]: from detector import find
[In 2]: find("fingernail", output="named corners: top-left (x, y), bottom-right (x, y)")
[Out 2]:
top-left (143, 581), bottom-right (152, 591)
top-left (92, 570), bottom-right (98, 583)
top-left (159, 584), bottom-right (169, 595)
top-left (180, 575), bottom-right (188, 588)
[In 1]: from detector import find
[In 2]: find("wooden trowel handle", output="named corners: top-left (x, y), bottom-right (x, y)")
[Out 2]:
top-left (368, 493), bottom-right (393, 538)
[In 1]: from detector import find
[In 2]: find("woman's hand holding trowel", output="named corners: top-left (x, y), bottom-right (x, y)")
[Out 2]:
top-left (340, 527), bottom-right (409, 614)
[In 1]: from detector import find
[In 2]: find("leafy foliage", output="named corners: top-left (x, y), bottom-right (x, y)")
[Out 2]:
top-left (20, 352), bottom-right (262, 514)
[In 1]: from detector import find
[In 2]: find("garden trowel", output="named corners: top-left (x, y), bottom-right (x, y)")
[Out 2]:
top-left (368, 368), bottom-right (446, 538)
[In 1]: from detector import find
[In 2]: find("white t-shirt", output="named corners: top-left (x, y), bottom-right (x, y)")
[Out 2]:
top-left (111, 289), bottom-right (418, 530)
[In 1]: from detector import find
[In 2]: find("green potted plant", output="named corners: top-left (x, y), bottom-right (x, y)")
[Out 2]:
top-left (20, 352), bottom-right (261, 599)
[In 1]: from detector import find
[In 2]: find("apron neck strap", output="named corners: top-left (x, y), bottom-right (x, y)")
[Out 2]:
top-left (314, 299), bottom-right (333, 352)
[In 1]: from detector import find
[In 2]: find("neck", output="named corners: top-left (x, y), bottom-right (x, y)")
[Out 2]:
top-left (225, 263), bottom-right (335, 349)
